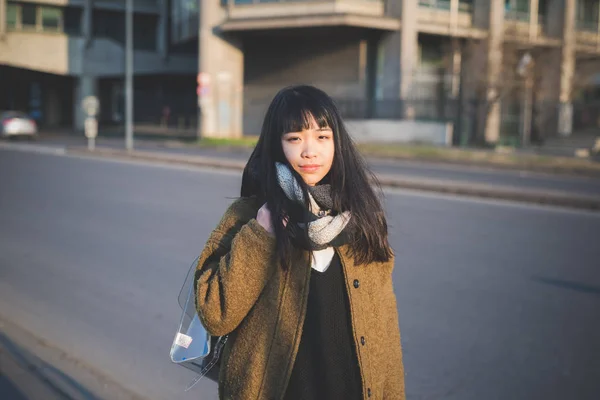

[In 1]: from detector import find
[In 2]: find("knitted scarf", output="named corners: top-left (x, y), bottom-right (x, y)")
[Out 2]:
top-left (276, 162), bottom-right (351, 250)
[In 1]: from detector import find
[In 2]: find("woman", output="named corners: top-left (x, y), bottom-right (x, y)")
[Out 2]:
top-left (194, 85), bottom-right (405, 399)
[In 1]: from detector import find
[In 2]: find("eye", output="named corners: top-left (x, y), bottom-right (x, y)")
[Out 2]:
top-left (286, 136), bottom-right (300, 142)
top-left (318, 131), bottom-right (332, 140)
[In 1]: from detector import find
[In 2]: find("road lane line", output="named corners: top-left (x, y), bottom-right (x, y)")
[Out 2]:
top-left (0, 142), bottom-right (66, 156)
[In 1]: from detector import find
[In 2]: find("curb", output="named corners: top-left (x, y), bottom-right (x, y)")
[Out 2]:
top-left (67, 146), bottom-right (246, 170)
top-left (376, 175), bottom-right (600, 211)
top-left (366, 154), bottom-right (600, 179)
top-left (0, 315), bottom-right (147, 400)
top-left (66, 147), bottom-right (600, 211)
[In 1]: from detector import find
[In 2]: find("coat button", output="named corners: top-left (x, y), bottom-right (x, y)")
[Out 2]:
top-left (353, 279), bottom-right (360, 288)
top-left (360, 336), bottom-right (366, 346)
top-left (367, 388), bottom-right (372, 397)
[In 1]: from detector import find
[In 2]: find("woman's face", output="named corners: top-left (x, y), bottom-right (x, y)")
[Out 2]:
top-left (281, 115), bottom-right (335, 186)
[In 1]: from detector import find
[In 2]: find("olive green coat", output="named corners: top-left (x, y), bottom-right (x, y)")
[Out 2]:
top-left (195, 197), bottom-right (405, 400)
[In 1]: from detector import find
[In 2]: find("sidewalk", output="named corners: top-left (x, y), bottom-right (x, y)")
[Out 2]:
top-left (37, 129), bottom-right (600, 177)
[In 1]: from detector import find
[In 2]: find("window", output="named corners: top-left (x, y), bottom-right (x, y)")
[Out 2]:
top-left (576, 0), bottom-right (599, 31)
top-left (64, 7), bottom-right (82, 35)
top-left (505, 0), bottom-right (529, 21)
top-left (41, 6), bottom-right (62, 32)
top-left (134, 14), bottom-right (158, 51)
top-left (5, 3), bottom-right (68, 33)
top-left (505, 0), bottom-right (529, 13)
top-left (21, 3), bottom-right (37, 29)
top-left (538, 0), bottom-right (548, 16)
top-left (93, 10), bottom-right (125, 44)
top-left (6, 3), bottom-right (18, 29)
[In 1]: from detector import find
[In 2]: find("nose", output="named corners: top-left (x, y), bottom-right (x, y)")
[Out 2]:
top-left (301, 138), bottom-right (317, 159)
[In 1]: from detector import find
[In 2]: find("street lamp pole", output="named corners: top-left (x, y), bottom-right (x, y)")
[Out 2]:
top-left (125, 0), bottom-right (134, 151)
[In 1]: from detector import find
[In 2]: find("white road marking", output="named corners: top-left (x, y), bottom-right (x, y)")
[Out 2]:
top-left (0, 142), bottom-right (66, 156)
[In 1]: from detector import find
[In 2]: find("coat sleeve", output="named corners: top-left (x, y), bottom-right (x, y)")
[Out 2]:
top-left (194, 198), bottom-right (277, 337)
top-left (383, 256), bottom-right (406, 399)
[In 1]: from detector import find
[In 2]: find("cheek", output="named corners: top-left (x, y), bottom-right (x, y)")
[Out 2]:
top-left (281, 141), bottom-right (296, 164)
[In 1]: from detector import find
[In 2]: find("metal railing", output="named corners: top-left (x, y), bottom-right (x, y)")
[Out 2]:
top-left (222, 0), bottom-right (382, 4)
top-left (335, 97), bottom-right (460, 123)
top-left (504, 10), bottom-right (530, 22)
top-left (576, 19), bottom-right (599, 32)
top-left (418, 0), bottom-right (473, 13)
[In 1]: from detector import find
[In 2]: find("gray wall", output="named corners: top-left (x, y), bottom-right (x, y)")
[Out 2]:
top-left (243, 29), bottom-right (369, 134)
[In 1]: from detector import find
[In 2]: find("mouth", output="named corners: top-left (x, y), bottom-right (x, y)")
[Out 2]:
top-left (299, 164), bottom-right (321, 173)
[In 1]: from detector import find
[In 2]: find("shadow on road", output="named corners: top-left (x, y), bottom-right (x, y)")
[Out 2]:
top-left (532, 276), bottom-right (600, 297)
top-left (0, 332), bottom-right (100, 400)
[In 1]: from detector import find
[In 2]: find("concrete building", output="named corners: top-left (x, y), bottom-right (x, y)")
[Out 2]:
top-left (0, 0), bottom-right (197, 132)
top-left (183, 0), bottom-right (600, 145)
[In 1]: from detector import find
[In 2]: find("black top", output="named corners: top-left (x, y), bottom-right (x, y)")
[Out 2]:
top-left (284, 254), bottom-right (363, 400)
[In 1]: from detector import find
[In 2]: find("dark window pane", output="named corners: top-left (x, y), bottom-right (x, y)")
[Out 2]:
top-left (134, 14), bottom-right (157, 51)
top-left (41, 6), bottom-right (62, 31)
top-left (21, 3), bottom-right (37, 28)
top-left (93, 10), bottom-right (124, 44)
top-left (64, 7), bottom-right (82, 35)
top-left (538, 0), bottom-right (547, 15)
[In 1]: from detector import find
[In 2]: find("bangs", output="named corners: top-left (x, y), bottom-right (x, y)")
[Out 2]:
top-left (277, 93), bottom-right (333, 135)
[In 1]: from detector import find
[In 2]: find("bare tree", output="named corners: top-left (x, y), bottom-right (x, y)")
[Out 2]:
top-left (461, 36), bottom-right (600, 144)
top-left (459, 38), bottom-right (524, 145)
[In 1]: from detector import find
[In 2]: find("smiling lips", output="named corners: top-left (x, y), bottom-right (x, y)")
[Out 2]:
top-left (299, 164), bottom-right (320, 173)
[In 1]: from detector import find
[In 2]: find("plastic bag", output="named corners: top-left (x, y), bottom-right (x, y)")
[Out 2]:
top-left (170, 257), bottom-right (227, 391)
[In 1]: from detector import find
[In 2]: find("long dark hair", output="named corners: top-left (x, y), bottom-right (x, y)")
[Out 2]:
top-left (241, 85), bottom-right (392, 268)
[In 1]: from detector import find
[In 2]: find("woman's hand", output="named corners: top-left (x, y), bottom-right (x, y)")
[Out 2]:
top-left (256, 203), bottom-right (274, 235)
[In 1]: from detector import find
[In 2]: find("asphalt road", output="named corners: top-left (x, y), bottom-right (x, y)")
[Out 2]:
top-left (0, 147), bottom-right (599, 400)
top-left (34, 136), bottom-right (600, 198)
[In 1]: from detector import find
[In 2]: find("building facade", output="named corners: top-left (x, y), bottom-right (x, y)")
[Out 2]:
top-left (185, 0), bottom-right (600, 145)
top-left (0, 0), bottom-right (197, 132)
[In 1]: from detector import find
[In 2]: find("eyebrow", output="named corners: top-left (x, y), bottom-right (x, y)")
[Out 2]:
top-left (284, 127), bottom-right (332, 135)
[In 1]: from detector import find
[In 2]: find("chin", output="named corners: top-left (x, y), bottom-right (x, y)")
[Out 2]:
top-left (305, 177), bottom-right (323, 186)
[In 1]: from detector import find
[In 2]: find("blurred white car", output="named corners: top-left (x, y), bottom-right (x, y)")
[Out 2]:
top-left (0, 111), bottom-right (38, 139)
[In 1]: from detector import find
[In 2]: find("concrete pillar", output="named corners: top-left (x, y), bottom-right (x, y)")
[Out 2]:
top-left (559, 0), bottom-right (576, 136)
top-left (484, 0), bottom-right (505, 144)
top-left (73, 75), bottom-right (97, 131)
top-left (529, 0), bottom-right (539, 40)
top-left (0, 0), bottom-right (6, 38)
top-left (198, 0), bottom-right (243, 138)
top-left (379, 0), bottom-right (418, 120)
top-left (450, 0), bottom-right (459, 34)
top-left (400, 0), bottom-right (418, 99)
top-left (467, 0), bottom-right (506, 145)
top-left (83, 0), bottom-right (92, 46)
